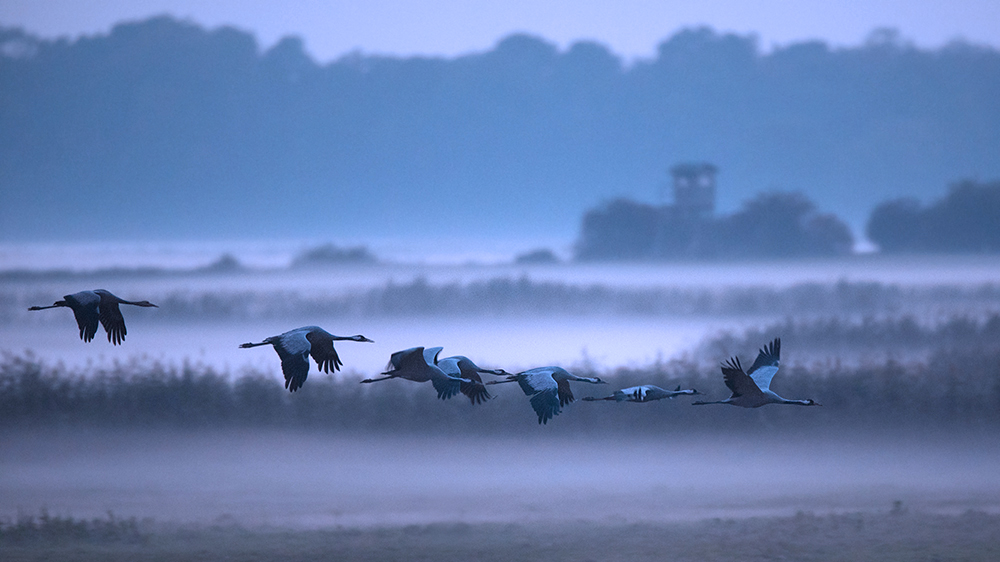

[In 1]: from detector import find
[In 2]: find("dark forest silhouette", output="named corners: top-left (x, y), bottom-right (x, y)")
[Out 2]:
top-left (1, 18), bottom-right (999, 241)
top-left (575, 191), bottom-right (854, 259)
top-left (867, 180), bottom-right (1000, 253)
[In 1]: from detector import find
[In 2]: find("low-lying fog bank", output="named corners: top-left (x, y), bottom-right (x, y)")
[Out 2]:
top-left (3, 429), bottom-right (998, 530)
top-left (4, 264), bottom-right (998, 370)
top-left (4, 509), bottom-right (1000, 562)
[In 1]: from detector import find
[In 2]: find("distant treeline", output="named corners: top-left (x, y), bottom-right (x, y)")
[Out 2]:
top-left (6, 278), bottom-right (1000, 322)
top-left (867, 180), bottom-right (1000, 253)
top-left (1, 18), bottom-right (999, 241)
top-left (4, 314), bottom-right (999, 432)
top-left (0, 242), bottom-right (377, 278)
top-left (576, 191), bottom-right (854, 260)
top-left (577, 180), bottom-right (1000, 259)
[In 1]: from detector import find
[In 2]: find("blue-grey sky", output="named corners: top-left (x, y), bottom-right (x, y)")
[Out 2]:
top-left (2, 0), bottom-right (998, 61)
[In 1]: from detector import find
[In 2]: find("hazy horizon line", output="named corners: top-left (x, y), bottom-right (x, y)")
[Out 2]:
top-left (3, 14), bottom-right (997, 67)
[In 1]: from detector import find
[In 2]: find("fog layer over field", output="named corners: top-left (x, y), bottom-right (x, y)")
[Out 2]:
top-left (3, 254), bottom-right (1000, 371)
top-left (3, 430), bottom-right (998, 528)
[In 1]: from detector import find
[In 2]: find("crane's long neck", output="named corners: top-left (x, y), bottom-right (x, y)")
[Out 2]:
top-left (239, 341), bottom-right (270, 349)
top-left (485, 377), bottom-right (518, 386)
top-left (361, 375), bottom-right (395, 383)
top-left (782, 399), bottom-right (815, 406)
top-left (332, 335), bottom-right (368, 341)
top-left (28, 302), bottom-right (67, 311)
top-left (121, 300), bottom-right (158, 307)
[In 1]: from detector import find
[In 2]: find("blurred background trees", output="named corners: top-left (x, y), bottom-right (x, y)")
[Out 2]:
top-left (867, 180), bottom-right (1000, 253)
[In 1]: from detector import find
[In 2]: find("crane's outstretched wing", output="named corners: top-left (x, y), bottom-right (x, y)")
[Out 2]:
top-left (271, 330), bottom-right (312, 392)
top-left (747, 338), bottom-right (780, 391)
top-left (460, 377), bottom-right (492, 405)
top-left (306, 331), bottom-right (343, 373)
top-left (97, 294), bottom-right (127, 345)
top-left (430, 371), bottom-right (464, 400)
top-left (385, 347), bottom-right (424, 373)
top-left (515, 368), bottom-right (562, 424)
top-left (721, 356), bottom-right (762, 398)
top-left (65, 292), bottom-right (100, 342)
top-left (423, 347), bottom-right (443, 365)
top-left (440, 357), bottom-right (493, 405)
top-left (556, 377), bottom-right (575, 407)
top-left (515, 368), bottom-right (558, 396)
top-left (529, 388), bottom-right (560, 424)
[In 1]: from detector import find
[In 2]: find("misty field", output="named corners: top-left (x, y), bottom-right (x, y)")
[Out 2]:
top-left (2, 427), bottom-right (1000, 561)
top-left (4, 510), bottom-right (1000, 561)
top-left (2, 258), bottom-right (1000, 560)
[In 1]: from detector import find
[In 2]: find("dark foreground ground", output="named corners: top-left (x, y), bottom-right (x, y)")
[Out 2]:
top-left (4, 509), bottom-right (999, 562)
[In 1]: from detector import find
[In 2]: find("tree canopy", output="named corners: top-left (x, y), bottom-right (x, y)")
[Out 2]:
top-left (867, 180), bottom-right (1000, 253)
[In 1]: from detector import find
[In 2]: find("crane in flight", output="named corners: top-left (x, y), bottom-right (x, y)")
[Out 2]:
top-left (487, 366), bottom-right (606, 424)
top-left (692, 338), bottom-right (820, 407)
top-left (28, 289), bottom-right (158, 345)
top-left (240, 326), bottom-right (373, 392)
top-left (361, 346), bottom-right (474, 401)
top-left (583, 384), bottom-right (701, 403)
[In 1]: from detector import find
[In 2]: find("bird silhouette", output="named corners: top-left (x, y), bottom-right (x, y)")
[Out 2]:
top-left (583, 384), bottom-right (701, 403)
top-left (361, 347), bottom-right (474, 400)
top-left (692, 338), bottom-right (821, 407)
top-left (436, 355), bottom-right (505, 405)
top-left (28, 289), bottom-right (158, 345)
top-left (240, 326), bottom-right (373, 392)
top-left (487, 367), bottom-right (606, 424)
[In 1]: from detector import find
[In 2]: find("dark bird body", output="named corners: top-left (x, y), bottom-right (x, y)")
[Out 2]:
top-left (28, 289), bottom-right (158, 345)
top-left (583, 384), bottom-right (701, 403)
top-left (240, 326), bottom-right (373, 392)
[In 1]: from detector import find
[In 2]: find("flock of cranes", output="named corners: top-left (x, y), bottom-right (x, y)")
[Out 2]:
top-left (29, 289), bottom-right (821, 424)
